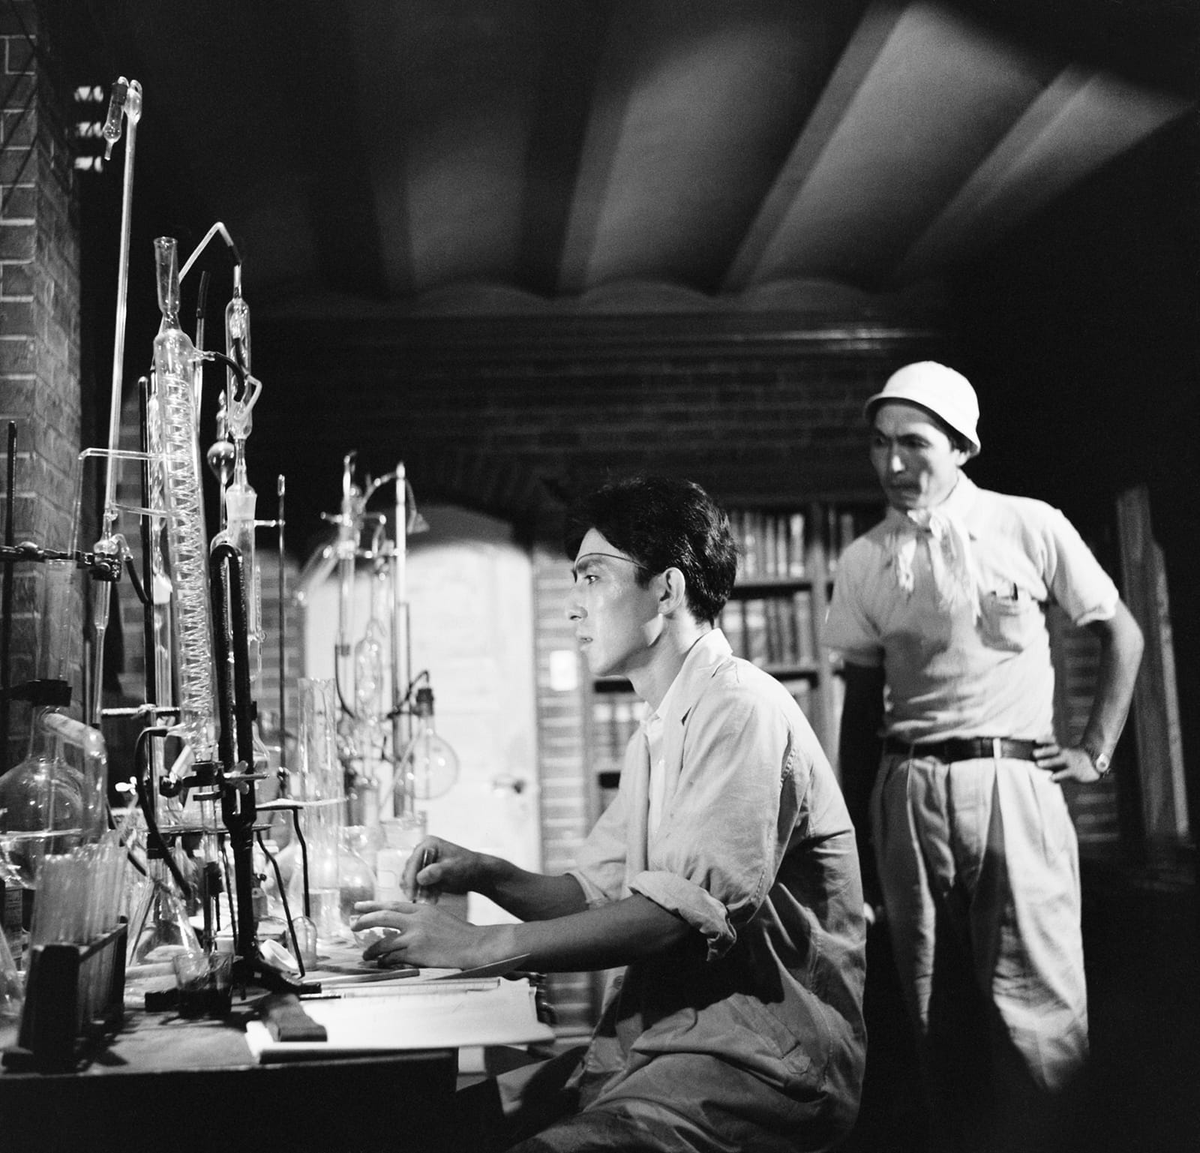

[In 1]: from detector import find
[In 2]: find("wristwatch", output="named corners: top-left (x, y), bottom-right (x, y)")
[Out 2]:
top-left (1083, 746), bottom-right (1112, 778)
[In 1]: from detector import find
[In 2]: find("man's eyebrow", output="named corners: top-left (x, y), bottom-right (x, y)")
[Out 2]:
top-left (571, 551), bottom-right (641, 579)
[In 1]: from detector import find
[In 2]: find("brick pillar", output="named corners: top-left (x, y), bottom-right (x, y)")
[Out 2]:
top-left (0, 0), bottom-right (83, 769)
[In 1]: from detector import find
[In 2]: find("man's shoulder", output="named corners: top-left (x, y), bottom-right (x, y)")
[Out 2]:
top-left (698, 651), bottom-right (798, 709)
top-left (970, 485), bottom-right (1075, 534)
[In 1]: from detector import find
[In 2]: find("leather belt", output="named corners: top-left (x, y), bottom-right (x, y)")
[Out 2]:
top-left (883, 737), bottom-right (1039, 763)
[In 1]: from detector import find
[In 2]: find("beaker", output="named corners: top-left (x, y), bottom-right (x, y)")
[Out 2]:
top-left (288, 679), bottom-right (352, 943)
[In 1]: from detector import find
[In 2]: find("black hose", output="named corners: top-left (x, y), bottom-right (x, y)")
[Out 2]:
top-left (132, 725), bottom-right (192, 900)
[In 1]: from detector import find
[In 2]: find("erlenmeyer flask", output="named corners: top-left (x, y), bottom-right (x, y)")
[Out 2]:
top-left (128, 853), bottom-right (201, 965)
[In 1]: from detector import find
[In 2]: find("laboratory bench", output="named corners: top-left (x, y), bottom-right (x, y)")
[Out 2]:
top-left (0, 1002), bottom-right (461, 1152)
top-left (0, 953), bottom-right (558, 1153)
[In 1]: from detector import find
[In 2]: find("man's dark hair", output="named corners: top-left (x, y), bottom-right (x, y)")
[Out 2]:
top-left (564, 475), bottom-right (738, 624)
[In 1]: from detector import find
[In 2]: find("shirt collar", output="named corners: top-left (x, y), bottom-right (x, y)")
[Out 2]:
top-left (884, 472), bottom-right (979, 533)
top-left (647, 629), bottom-right (731, 730)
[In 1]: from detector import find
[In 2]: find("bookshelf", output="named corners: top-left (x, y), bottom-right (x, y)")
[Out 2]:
top-left (581, 499), bottom-right (882, 819)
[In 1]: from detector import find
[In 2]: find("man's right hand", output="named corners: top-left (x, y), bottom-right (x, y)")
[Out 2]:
top-left (402, 835), bottom-right (487, 901)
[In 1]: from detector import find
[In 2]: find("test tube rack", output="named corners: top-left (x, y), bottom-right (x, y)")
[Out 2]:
top-left (2, 921), bottom-right (128, 1072)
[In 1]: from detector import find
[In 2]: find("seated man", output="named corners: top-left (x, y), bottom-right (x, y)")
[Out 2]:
top-left (353, 475), bottom-right (866, 1153)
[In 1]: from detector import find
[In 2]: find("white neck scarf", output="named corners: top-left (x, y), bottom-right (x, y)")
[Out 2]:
top-left (884, 499), bottom-right (979, 619)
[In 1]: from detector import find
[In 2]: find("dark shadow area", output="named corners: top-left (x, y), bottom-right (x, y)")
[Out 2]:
top-left (844, 858), bottom-right (1200, 1152)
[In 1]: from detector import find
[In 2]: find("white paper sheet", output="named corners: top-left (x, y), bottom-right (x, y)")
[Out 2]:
top-left (244, 976), bottom-right (554, 1062)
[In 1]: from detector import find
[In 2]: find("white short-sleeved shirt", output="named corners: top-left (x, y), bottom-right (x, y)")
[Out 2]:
top-left (824, 475), bottom-right (1119, 743)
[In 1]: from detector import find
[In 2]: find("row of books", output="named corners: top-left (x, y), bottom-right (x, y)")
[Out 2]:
top-left (729, 506), bottom-right (867, 581)
top-left (719, 592), bottom-right (817, 670)
top-left (729, 509), bottom-right (808, 580)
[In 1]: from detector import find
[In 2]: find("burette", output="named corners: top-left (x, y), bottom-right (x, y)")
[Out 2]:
top-left (88, 77), bottom-right (142, 725)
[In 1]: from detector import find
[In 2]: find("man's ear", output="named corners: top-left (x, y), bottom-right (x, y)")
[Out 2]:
top-left (658, 567), bottom-right (687, 614)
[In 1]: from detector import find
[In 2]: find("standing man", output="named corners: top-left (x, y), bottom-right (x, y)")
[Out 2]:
top-left (355, 475), bottom-right (866, 1153)
top-left (825, 361), bottom-right (1143, 1152)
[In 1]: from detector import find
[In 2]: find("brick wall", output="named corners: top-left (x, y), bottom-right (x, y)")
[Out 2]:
top-left (253, 311), bottom-right (953, 545)
top-left (0, 0), bottom-right (82, 770)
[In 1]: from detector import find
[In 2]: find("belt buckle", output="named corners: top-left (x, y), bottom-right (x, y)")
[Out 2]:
top-left (991, 737), bottom-right (1003, 760)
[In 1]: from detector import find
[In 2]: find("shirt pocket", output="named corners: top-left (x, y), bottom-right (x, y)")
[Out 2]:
top-left (979, 590), bottom-right (1042, 652)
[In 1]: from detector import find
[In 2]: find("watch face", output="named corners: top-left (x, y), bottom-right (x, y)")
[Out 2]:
top-left (1094, 752), bottom-right (1112, 775)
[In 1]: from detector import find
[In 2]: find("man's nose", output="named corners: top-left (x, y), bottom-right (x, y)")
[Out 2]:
top-left (564, 592), bottom-right (584, 622)
top-left (887, 447), bottom-right (905, 473)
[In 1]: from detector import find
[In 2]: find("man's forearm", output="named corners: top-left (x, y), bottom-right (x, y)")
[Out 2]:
top-left (481, 893), bottom-right (694, 973)
top-left (1081, 601), bottom-right (1145, 757)
top-left (476, 856), bottom-right (590, 922)
top-left (838, 664), bottom-right (886, 836)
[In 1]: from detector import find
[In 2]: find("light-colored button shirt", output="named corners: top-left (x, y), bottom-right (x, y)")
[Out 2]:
top-left (824, 475), bottom-right (1119, 742)
top-left (643, 674), bottom-right (680, 838)
top-left (568, 630), bottom-right (865, 1130)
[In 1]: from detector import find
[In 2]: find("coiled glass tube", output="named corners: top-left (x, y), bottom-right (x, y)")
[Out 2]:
top-left (154, 236), bottom-right (216, 760)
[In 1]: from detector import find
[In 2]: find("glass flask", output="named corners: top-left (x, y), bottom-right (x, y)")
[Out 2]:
top-left (0, 561), bottom-right (87, 889)
top-left (128, 852), bottom-right (202, 965)
top-left (348, 564), bottom-right (389, 829)
top-left (337, 826), bottom-right (376, 928)
top-left (285, 825), bottom-right (373, 945)
top-left (0, 919), bottom-right (22, 1025)
top-left (0, 845), bottom-right (29, 969)
top-left (353, 563), bottom-right (389, 735)
top-left (409, 686), bottom-right (460, 801)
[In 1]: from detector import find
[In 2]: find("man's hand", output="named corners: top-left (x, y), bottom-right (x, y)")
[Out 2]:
top-left (352, 899), bottom-right (504, 970)
top-left (1032, 741), bottom-right (1104, 784)
top-left (401, 835), bottom-right (486, 901)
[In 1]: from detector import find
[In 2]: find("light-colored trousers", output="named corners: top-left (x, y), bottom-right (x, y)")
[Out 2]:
top-left (873, 752), bottom-right (1089, 1151)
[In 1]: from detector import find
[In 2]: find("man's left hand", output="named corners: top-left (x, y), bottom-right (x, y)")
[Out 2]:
top-left (1032, 741), bottom-right (1103, 784)
top-left (352, 900), bottom-right (489, 969)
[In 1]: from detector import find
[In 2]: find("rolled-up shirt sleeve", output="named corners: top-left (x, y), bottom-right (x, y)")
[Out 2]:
top-left (1041, 506), bottom-right (1120, 626)
top-left (570, 788), bottom-right (629, 908)
top-left (574, 675), bottom-right (806, 963)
